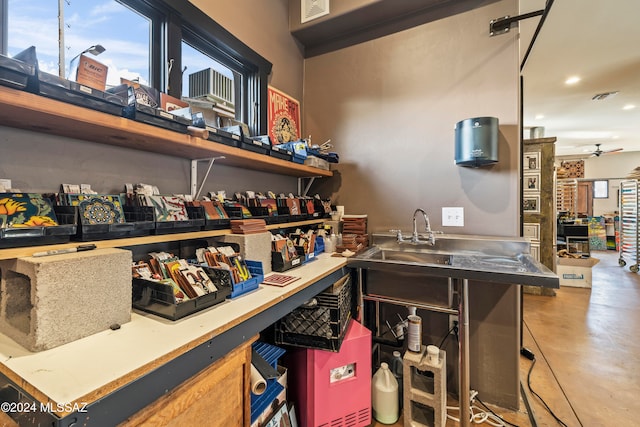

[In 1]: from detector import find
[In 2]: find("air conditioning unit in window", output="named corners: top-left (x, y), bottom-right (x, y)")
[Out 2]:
top-left (188, 68), bottom-right (235, 112)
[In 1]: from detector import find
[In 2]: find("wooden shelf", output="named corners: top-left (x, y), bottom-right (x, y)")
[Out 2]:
top-left (0, 219), bottom-right (325, 260)
top-left (0, 86), bottom-right (332, 178)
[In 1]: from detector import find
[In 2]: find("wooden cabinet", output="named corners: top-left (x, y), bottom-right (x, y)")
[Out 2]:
top-left (121, 338), bottom-right (253, 427)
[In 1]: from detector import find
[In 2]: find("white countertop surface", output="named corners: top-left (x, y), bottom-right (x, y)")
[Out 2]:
top-left (0, 254), bottom-right (347, 407)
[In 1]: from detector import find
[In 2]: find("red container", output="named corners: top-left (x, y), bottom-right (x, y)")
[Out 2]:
top-left (285, 319), bottom-right (372, 427)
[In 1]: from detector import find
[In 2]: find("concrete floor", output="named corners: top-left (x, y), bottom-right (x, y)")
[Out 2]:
top-left (373, 249), bottom-right (638, 426)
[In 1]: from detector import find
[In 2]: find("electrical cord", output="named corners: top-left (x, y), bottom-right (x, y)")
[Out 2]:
top-left (524, 320), bottom-right (583, 426)
top-left (526, 358), bottom-right (569, 427)
top-left (476, 397), bottom-right (520, 427)
top-left (446, 390), bottom-right (521, 427)
top-left (438, 321), bottom-right (459, 348)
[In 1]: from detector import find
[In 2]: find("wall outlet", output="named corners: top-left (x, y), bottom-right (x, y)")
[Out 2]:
top-left (442, 207), bottom-right (464, 226)
top-left (449, 314), bottom-right (459, 334)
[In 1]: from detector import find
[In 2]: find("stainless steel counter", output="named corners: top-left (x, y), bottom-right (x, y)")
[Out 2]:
top-left (349, 233), bottom-right (559, 288)
top-left (348, 233), bottom-right (558, 427)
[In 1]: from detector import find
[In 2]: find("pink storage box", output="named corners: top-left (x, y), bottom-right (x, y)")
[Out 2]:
top-left (285, 319), bottom-right (372, 427)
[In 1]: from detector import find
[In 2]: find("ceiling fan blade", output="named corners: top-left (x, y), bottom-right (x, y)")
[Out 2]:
top-left (603, 147), bottom-right (623, 154)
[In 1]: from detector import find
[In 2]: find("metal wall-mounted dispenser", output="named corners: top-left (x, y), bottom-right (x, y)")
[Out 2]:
top-left (454, 116), bottom-right (499, 167)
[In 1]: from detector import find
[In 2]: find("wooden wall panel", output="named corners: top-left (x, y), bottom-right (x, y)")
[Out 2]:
top-left (120, 340), bottom-right (252, 427)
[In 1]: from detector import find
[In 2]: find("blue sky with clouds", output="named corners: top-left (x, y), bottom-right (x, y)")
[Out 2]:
top-left (7, 1), bottom-right (233, 95)
top-left (8, 0), bottom-right (150, 86)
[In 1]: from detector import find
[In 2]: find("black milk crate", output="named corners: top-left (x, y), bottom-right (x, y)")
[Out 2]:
top-left (0, 206), bottom-right (76, 249)
top-left (275, 274), bottom-right (353, 351)
top-left (132, 265), bottom-right (231, 321)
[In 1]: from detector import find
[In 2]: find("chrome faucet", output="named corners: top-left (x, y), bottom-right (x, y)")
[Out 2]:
top-left (412, 208), bottom-right (435, 245)
top-left (390, 208), bottom-right (436, 245)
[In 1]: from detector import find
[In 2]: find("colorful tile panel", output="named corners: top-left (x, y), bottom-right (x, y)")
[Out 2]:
top-left (67, 194), bottom-right (126, 225)
top-left (0, 193), bottom-right (58, 228)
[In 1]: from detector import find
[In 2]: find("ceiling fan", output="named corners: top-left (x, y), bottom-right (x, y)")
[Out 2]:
top-left (590, 143), bottom-right (623, 157)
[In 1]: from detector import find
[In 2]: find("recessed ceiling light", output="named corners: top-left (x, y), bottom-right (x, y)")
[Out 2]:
top-left (565, 76), bottom-right (581, 85)
top-left (623, 104), bottom-right (636, 110)
top-left (535, 114), bottom-right (544, 120)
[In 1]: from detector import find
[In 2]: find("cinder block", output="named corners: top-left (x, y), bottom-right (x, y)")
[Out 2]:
top-left (0, 248), bottom-right (132, 351)
top-left (216, 232), bottom-right (272, 275)
top-left (403, 346), bottom-right (447, 427)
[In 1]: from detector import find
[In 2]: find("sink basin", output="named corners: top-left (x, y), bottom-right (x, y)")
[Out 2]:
top-left (368, 249), bottom-right (452, 265)
top-left (348, 233), bottom-right (559, 288)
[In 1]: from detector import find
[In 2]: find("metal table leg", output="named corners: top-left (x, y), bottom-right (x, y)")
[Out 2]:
top-left (458, 278), bottom-right (470, 427)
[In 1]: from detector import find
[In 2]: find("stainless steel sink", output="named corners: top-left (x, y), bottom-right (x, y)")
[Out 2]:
top-left (367, 249), bottom-right (452, 265)
top-left (348, 233), bottom-right (559, 288)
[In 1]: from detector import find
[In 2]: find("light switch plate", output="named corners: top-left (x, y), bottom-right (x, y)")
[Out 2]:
top-left (442, 207), bottom-right (464, 226)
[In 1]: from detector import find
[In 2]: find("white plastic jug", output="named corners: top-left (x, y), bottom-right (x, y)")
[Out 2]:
top-left (372, 362), bottom-right (399, 424)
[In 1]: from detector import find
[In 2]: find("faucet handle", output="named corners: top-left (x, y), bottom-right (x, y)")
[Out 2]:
top-left (389, 229), bottom-right (404, 240)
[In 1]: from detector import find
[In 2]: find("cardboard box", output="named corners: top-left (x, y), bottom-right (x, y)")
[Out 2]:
top-left (556, 256), bottom-right (600, 288)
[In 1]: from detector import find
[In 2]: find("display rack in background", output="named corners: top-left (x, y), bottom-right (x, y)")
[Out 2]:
top-left (618, 180), bottom-right (640, 272)
top-left (556, 179), bottom-right (578, 218)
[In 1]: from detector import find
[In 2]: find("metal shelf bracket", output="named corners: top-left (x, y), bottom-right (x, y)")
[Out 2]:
top-left (298, 176), bottom-right (322, 197)
top-left (190, 156), bottom-right (226, 199)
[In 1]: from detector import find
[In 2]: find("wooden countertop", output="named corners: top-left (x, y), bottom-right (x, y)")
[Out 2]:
top-left (0, 254), bottom-right (347, 414)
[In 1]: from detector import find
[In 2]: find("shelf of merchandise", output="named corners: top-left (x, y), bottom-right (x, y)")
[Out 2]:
top-left (0, 218), bottom-right (325, 260)
top-left (618, 180), bottom-right (639, 272)
top-left (556, 178), bottom-right (578, 216)
top-left (0, 85), bottom-right (332, 178)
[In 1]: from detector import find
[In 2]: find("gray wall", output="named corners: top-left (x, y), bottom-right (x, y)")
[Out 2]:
top-left (302, 0), bottom-right (522, 407)
top-left (304, 0), bottom-right (521, 236)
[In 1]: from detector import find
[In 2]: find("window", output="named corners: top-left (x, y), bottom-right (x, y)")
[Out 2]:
top-left (7, 0), bottom-right (151, 86)
top-left (2, 0), bottom-right (272, 135)
top-left (181, 40), bottom-right (239, 121)
top-left (593, 180), bottom-right (609, 199)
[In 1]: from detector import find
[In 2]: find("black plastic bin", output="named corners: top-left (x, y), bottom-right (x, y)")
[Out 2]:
top-left (275, 274), bottom-right (353, 351)
top-left (132, 265), bottom-right (232, 320)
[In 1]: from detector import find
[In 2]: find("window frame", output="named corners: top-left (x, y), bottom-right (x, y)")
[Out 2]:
top-left (593, 180), bottom-right (609, 199)
top-left (117, 0), bottom-right (272, 135)
top-left (1, 0), bottom-right (272, 135)
top-left (159, 0), bottom-right (271, 135)
top-left (0, 0), bottom-right (7, 54)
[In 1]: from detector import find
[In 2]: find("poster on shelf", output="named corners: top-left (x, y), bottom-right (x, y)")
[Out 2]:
top-left (267, 86), bottom-right (301, 145)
